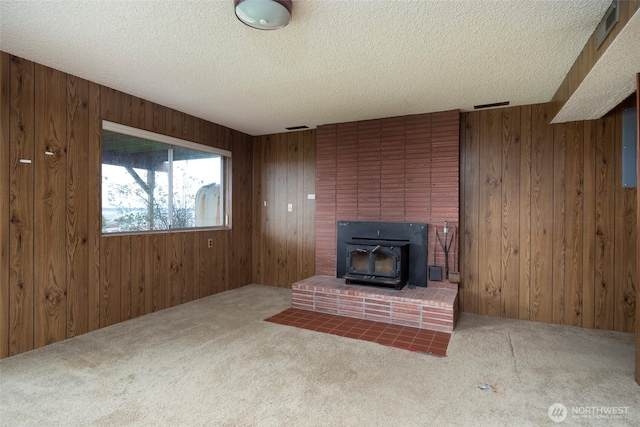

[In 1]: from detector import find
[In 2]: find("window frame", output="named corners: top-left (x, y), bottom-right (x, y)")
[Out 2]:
top-left (101, 120), bottom-right (232, 235)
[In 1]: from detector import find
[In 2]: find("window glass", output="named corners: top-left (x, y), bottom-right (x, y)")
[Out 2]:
top-left (101, 123), bottom-right (230, 234)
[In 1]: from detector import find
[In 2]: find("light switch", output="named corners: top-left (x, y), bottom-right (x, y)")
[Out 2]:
top-left (287, 203), bottom-right (293, 212)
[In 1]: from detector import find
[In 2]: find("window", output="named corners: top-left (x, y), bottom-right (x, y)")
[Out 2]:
top-left (101, 121), bottom-right (231, 234)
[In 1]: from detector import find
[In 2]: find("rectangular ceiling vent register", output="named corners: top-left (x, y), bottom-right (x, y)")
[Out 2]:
top-left (596, 0), bottom-right (619, 49)
top-left (473, 101), bottom-right (510, 110)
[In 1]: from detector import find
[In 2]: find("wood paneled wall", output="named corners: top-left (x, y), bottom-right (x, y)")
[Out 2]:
top-left (2, 54), bottom-right (636, 360)
top-left (315, 111), bottom-right (460, 283)
top-left (0, 52), bottom-right (253, 358)
top-left (461, 102), bottom-right (637, 332)
top-left (252, 131), bottom-right (316, 287)
top-left (0, 52), bottom-right (10, 359)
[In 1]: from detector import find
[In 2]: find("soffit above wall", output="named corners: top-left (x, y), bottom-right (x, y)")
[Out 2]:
top-left (552, 9), bottom-right (640, 123)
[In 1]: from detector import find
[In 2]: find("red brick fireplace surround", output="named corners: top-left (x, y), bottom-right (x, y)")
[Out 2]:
top-left (307, 110), bottom-right (461, 333)
top-left (314, 110), bottom-right (461, 286)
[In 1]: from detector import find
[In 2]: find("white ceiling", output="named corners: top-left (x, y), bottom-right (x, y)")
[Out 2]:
top-left (0, 0), bottom-right (618, 136)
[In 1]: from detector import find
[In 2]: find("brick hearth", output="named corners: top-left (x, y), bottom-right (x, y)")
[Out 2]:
top-left (292, 275), bottom-right (458, 333)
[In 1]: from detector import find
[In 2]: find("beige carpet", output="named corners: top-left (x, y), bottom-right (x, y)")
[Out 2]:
top-left (0, 284), bottom-right (638, 426)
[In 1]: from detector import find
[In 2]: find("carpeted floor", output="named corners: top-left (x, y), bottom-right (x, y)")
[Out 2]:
top-left (1, 284), bottom-right (638, 426)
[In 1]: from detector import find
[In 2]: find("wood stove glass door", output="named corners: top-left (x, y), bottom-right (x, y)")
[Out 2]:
top-left (372, 247), bottom-right (397, 277)
top-left (346, 244), bottom-right (398, 279)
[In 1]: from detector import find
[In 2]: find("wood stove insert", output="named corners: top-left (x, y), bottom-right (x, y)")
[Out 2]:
top-left (337, 221), bottom-right (428, 289)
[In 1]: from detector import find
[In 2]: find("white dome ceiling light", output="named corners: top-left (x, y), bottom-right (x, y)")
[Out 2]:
top-left (234, 0), bottom-right (292, 30)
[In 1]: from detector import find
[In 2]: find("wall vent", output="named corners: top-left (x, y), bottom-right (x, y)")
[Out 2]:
top-left (596, 0), bottom-right (619, 49)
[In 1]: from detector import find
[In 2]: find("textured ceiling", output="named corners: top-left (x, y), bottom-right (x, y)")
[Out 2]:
top-left (0, 0), bottom-right (613, 136)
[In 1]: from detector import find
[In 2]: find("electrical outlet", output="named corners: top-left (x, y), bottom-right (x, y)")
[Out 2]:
top-left (207, 238), bottom-right (213, 248)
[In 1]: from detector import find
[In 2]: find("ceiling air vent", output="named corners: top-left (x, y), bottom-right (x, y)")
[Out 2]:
top-left (596, 0), bottom-right (619, 49)
top-left (285, 125), bottom-right (309, 131)
top-left (473, 101), bottom-right (510, 110)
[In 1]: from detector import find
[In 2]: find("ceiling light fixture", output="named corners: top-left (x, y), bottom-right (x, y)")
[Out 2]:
top-left (234, 0), bottom-right (292, 30)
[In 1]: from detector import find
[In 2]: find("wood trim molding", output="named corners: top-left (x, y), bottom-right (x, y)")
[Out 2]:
top-left (636, 73), bottom-right (640, 385)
